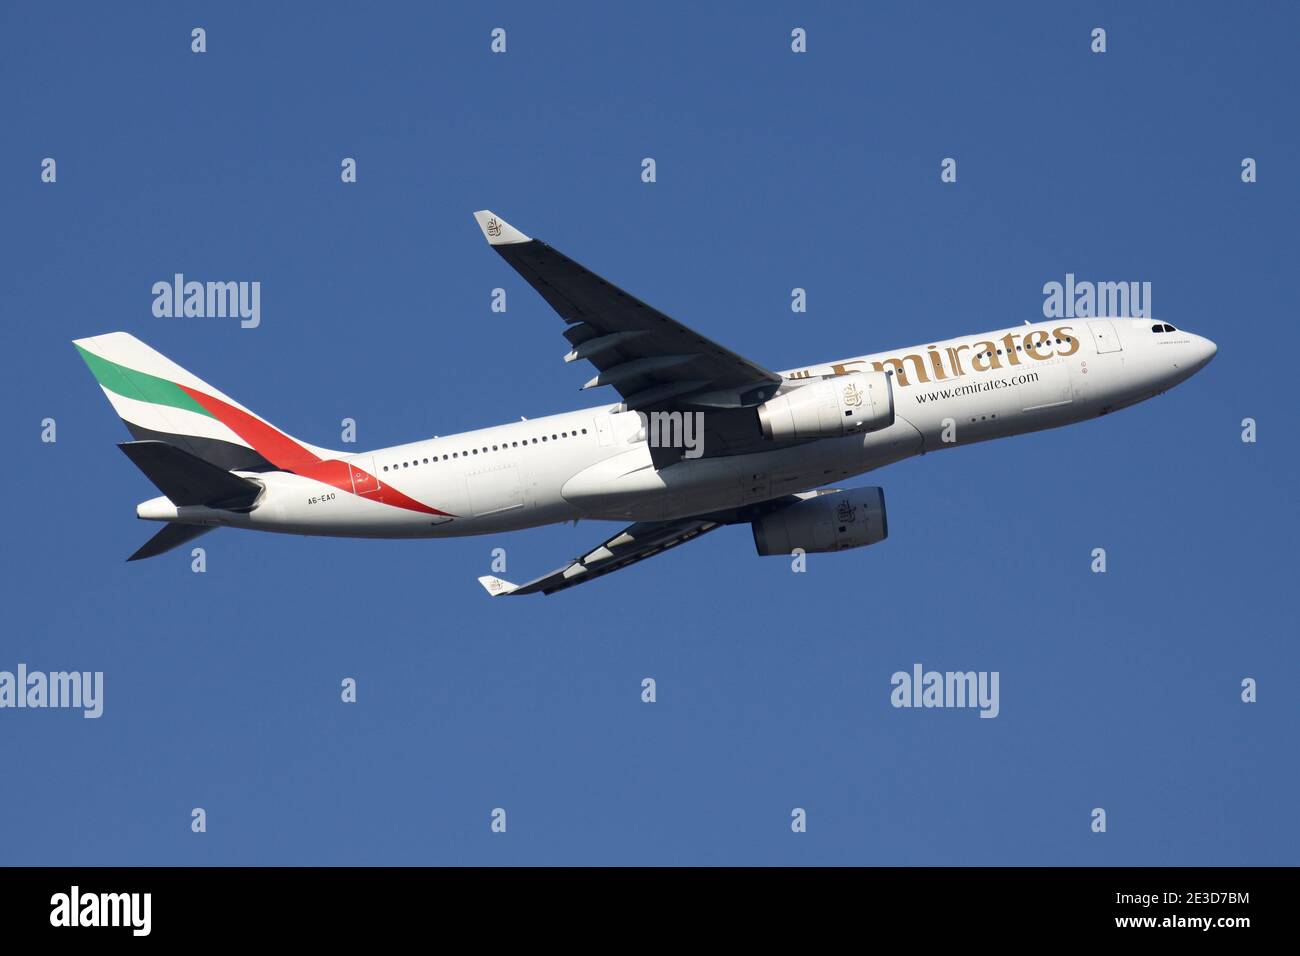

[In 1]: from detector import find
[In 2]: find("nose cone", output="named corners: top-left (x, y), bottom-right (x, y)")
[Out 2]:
top-left (1191, 334), bottom-right (1218, 372)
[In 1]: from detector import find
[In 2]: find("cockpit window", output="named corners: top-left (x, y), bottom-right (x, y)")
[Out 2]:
top-left (1163, 323), bottom-right (1177, 332)
top-left (1151, 324), bottom-right (1165, 333)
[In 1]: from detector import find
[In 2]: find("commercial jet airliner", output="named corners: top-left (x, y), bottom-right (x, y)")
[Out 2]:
top-left (74, 211), bottom-right (1216, 595)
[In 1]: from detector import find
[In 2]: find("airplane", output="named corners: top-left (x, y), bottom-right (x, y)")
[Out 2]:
top-left (74, 210), bottom-right (1217, 595)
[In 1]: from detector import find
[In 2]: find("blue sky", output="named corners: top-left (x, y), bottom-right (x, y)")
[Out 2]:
top-left (2, 2), bottom-right (1296, 864)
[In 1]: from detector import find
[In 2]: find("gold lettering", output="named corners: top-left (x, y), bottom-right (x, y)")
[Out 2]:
top-left (1053, 325), bottom-right (1079, 357)
top-left (1023, 329), bottom-right (1052, 359)
top-left (925, 346), bottom-right (947, 381)
top-left (970, 341), bottom-right (1001, 372)
top-left (870, 355), bottom-right (928, 386)
top-left (900, 354), bottom-right (929, 385)
top-left (999, 333), bottom-right (1022, 366)
top-left (871, 357), bottom-right (909, 387)
top-left (945, 344), bottom-right (970, 378)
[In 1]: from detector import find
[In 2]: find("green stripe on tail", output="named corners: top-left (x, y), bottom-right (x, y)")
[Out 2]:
top-left (74, 345), bottom-right (213, 417)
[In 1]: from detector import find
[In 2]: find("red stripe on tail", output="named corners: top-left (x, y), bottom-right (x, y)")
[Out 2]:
top-left (178, 385), bottom-right (453, 517)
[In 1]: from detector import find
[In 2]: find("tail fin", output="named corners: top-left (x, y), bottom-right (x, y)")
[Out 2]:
top-left (73, 332), bottom-right (341, 473)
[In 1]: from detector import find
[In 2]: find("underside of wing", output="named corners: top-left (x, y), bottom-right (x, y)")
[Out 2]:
top-left (477, 517), bottom-right (722, 596)
top-left (127, 522), bottom-right (214, 561)
top-left (473, 211), bottom-right (783, 418)
top-left (473, 495), bottom-right (821, 597)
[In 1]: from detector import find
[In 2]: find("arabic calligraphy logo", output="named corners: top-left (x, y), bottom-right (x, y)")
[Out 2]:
top-left (486, 217), bottom-right (503, 238)
top-left (842, 382), bottom-right (864, 407)
top-left (836, 499), bottom-right (857, 524)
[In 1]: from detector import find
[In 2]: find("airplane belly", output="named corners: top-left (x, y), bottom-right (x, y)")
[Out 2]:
top-left (562, 447), bottom-right (698, 519)
top-left (560, 420), bottom-right (925, 521)
top-left (466, 463), bottom-right (525, 517)
top-left (1018, 358), bottom-right (1073, 414)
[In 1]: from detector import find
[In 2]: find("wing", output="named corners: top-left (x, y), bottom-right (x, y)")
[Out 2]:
top-left (477, 517), bottom-right (722, 597)
top-left (473, 211), bottom-right (782, 414)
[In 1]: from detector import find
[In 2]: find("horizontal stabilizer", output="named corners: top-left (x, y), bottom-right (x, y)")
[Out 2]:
top-left (118, 440), bottom-right (261, 509)
top-left (128, 522), bottom-right (214, 561)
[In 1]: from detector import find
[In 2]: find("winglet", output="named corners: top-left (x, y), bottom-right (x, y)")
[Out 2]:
top-left (477, 575), bottom-right (519, 597)
top-left (473, 210), bottom-right (531, 246)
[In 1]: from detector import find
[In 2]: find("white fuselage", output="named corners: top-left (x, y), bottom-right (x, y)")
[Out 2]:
top-left (145, 318), bottom-right (1216, 538)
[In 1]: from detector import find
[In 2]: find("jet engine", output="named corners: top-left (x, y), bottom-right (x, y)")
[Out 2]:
top-left (756, 371), bottom-right (894, 442)
top-left (751, 487), bottom-right (888, 556)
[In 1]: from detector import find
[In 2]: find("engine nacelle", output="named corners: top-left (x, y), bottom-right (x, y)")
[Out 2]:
top-left (752, 487), bottom-right (888, 556)
top-left (756, 371), bottom-right (894, 442)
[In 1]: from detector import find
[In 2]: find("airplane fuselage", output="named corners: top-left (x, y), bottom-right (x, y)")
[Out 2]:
top-left (140, 317), bottom-right (1216, 540)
